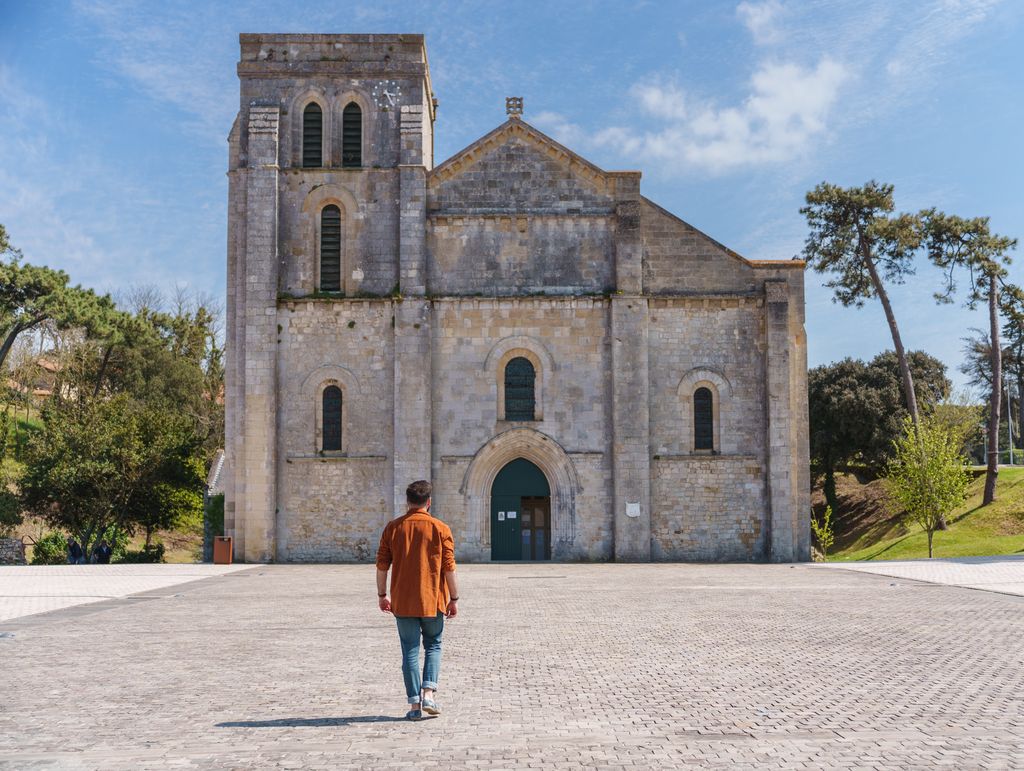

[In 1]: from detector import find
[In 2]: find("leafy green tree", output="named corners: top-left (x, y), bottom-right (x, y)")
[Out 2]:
top-left (932, 394), bottom-right (986, 464)
top-left (959, 330), bottom-right (1019, 461)
top-left (1002, 288), bottom-right (1024, 453)
top-left (887, 415), bottom-right (970, 558)
top-left (0, 487), bottom-right (21, 537)
top-left (802, 182), bottom-right (925, 428)
top-left (72, 297), bottom-right (224, 464)
top-left (0, 243), bottom-right (118, 372)
top-left (923, 211), bottom-right (1017, 504)
top-left (809, 350), bottom-right (949, 513)
top-left (809, 357), bottom-right (877, 513)
top-left (19, 394), bottom-right (202, 561)
top-left (130, 456), bottom-right (205, 548)
top-left (960, 329), bottom-right (998, 391)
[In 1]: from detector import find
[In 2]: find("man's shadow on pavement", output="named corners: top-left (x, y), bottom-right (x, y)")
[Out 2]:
top-left (217, 716), bottom-right (405, 728)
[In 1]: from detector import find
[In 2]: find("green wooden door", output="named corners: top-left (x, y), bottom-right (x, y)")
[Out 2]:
top-left (491, 458), bottom-right (551, 561)
top-left (491, 493), bottom-right (520, 561)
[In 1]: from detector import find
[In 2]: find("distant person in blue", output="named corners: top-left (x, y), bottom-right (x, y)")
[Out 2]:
top-left (95, 540), bottom-right (112, 564)
top-left (67, 539), bottom-right (84, 565)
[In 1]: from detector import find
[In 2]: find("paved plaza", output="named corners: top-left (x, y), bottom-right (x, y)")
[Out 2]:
top-left (813, 554), bottom-right (1024, 597)
top-left (0, 564), bottom-right (253, 622)
top-left (2, 562), bottom-right (1023, 769)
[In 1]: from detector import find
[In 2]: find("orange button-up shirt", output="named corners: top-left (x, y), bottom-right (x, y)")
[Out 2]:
top-left (376, 509), bottom-right (456, 617)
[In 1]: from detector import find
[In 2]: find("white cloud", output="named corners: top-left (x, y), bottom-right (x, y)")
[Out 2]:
top-left (536, 0), bottom-right (1003, 177)
top-left (71, 0), bottom-right (237, 146)
top-left (0, 64), bottom-right (220, 293)
top-left (631, 81), bottom-right (688, 121)
top-left (532, 111), bottom-right (587, 147)
top-left (882, 0), bottom-right (1001, 93)
top-left (736, 0), bottom-right (786, 45)
top-left (0, 68), bottom-right (102, 277)
top-left (538, 58), bottom-right (848, 174)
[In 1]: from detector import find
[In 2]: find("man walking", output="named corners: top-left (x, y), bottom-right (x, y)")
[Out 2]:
top-left (376, 480), bottom-right (459, 721)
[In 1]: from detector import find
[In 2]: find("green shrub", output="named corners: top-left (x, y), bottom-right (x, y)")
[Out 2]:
top-left (0, 411), bottom-right (11, 459)
top-left (31, 531), bottom-right (67, 565)
top-left (206, 493), bottom-right (224, 537)
top-left (811, 505), bottom-right (835, 558)
top-left (118, 542), bottom-right (165, 563)
top-left (0, 453), bottom-right (23, 537)
top-left (0, 487), bottom-right (21, 537)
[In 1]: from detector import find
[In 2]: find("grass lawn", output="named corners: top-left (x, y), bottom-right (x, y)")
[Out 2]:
top-left (830, 466), bottom-right (1024, 561)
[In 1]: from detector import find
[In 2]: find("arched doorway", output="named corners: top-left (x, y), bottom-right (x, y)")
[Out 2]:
top-left (491, 458), bottom-right (551, 560)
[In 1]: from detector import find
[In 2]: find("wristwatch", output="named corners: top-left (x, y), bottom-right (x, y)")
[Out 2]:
top-left (378, 593), bottom-right (386, 597)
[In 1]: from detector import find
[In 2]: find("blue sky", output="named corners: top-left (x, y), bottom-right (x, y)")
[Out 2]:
top-left (1, 0), bottom-right (1022, 392)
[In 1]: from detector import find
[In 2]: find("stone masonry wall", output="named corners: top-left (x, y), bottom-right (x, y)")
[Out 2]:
top-left (648, 298), bottom-right (767, 458)
top-left (647, 297), bottom-right (769, 561)
top-left (0, 537), bottom-right (26, 565)
top-left (431, 298), bottom-right (609, 456)
top-left (275, 299), bottom-right (394, 561)
top-left (430, 298), bottom-right (613, 561)
top-left (428, 133), bottom-right (613, 213)
top-left (641, 199), bottom-right (757, 294)
top-left (427, 215), bottom-right (614, 295)
top-left (278, 169), bottom-right (399, 297)
top-left (426, 129), bottom-right (616, 296)
top-left (237, 73), bottom-right (421, 175)
top-left (651, 457), bottom-right (766, 561)
top-left (277, 458), bottom-right (390, 562)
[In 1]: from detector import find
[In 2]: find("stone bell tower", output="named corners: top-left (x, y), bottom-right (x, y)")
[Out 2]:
top-left (224, 34), bottom-right (436, 562)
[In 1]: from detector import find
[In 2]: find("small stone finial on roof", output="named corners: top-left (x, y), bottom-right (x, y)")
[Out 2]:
top-left (506, 96), bottom-right (524, 118)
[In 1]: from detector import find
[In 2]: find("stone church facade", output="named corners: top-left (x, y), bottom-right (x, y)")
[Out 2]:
top-left (224, 33), bottom-right (811, 564)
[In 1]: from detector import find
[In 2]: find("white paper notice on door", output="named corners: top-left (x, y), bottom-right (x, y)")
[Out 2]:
top-left (507, 511), bottom-right (517, 519)
top-left (498, 511), bottom-right (506, 521)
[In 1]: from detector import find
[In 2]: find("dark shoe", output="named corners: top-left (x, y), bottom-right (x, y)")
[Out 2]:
top-left (405, 709), bottom-right (423, 721)
top-left (421, 697), bottom-right (441, 715)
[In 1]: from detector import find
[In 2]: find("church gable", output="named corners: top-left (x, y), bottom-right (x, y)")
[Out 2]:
top-left (426, 119), bottom-right (619, 296)
top-left (428, 120), bottom-right (617, 213)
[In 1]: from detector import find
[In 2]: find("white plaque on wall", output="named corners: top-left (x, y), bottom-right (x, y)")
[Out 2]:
top-left (625, 502), bottom-right (641, 518)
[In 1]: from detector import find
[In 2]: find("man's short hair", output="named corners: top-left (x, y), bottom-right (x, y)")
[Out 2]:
top-left (406, 480), bottom-right (432, 505)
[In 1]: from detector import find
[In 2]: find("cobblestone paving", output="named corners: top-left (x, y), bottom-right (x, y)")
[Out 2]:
top-left (814, 554), bottom-right (1024, 597)
top-left (0, 564), bottom-right (254, 622)
top-left (2, 563), bottom-right (1023, 769)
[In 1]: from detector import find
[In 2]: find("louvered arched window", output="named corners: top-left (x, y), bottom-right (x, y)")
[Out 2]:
top-left (504, 357), bottom-right (536, 421)
top-left (319, 205), bottom-right (341, 292)
top-left (342, 103), bottom-right (362, 167)
top-left (694, 387), bottom-right (714, 451)
top-left (302, 103), bottom-right (323, 168)
top-left (322, 385), bottom-right (342, 451)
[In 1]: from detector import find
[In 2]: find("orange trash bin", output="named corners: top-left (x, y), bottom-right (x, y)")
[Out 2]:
top-left (213, 536), bottom-right (233, 565)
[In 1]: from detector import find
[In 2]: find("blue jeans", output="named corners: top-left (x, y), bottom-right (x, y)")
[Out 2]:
top-left (395, 612), bottom-right (444, 704)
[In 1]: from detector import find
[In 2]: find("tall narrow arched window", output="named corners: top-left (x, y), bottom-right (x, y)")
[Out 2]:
top-left (319, 205), bottom-right (341, 292)
top-left (342, 102), bottom-right (362, 167)
top-left (694, 387), bottom-right (714, 451)
top-left (302, 103), bottom-right (323, 168)
top-left (504, 357), bottom-right (536, 421)
top-left (322, 385), bottom-right (342, 451)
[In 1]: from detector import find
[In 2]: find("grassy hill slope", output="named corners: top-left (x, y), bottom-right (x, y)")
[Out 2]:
top-left (823, 467), bottom-right (1024, 561)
